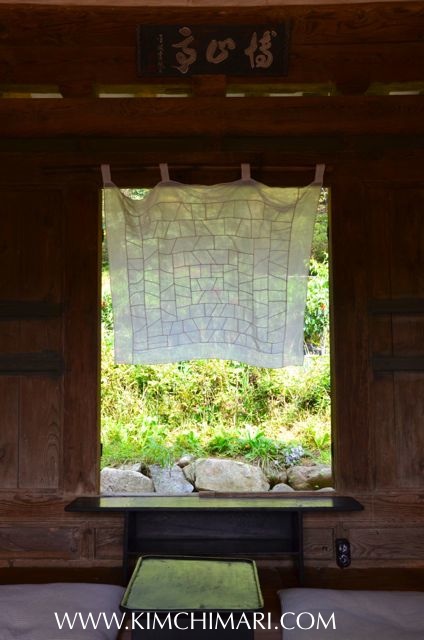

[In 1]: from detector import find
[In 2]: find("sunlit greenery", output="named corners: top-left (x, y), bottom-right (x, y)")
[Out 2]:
top-left (101, 189), bottom-right (331, 469)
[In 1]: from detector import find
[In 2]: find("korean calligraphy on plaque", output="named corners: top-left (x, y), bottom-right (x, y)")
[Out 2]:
top-left (138, 25), bottom-right (289, 77)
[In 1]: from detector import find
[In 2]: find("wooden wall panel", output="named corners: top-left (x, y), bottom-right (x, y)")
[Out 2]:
top-left (364, 187), bottom-right (396, 489)
top-left (350, 527), bottom-right (424, 560)
top-left (18, 377), bottom-right (61, 489)
top-left (369, 373), bottom-right (398, 489)
top-left (63, 183), bottom-right (100, 495)
top-left (18, 318), bottom-right (63, 353)
top-left (95, 528), bottom-right (124, 560)
top-left (19, 190), bottom-right (63, 302)
top-left (0, 186), bottom-right (65, 493)
top-left (0, 378), bottom-right (19, 489)
top-left (330, 175), bottom-right (372, 492)
top-left (303, 528), bottom-right (334, 560)
top-left (393, 317), bottom-right (424, 357)
top-left (367, 186), bottom-right (424, 490)
top-left (389, 188), bottom-right (424, 489)
top-left (393, 373), bottom-right (424, 489)
top-left (0, 147), bottom-right (423, 572)
top-left (0, 193), bottom-right (25, 360)
top-left (0, 191), bottom-right (21, 300)
top-left (0, 525), bottom-right (80, 559)
top-left (334, 181), bottom-right (424, 492)
top-left (0, 321), bottom-right (20, 352)
top-left (0, 189), bottom-right (63, 301)
top-left (390, 189), bottom-right (424, 298)
top-left (0, 319), bottom-right (63, 354)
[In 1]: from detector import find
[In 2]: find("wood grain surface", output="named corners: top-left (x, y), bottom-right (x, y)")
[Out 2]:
top-left (0, 97), bottom-right (423, 138)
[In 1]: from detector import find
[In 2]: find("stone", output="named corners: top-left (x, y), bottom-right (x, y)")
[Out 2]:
top-left (287, 464), bottom-right (333, 491)
top-left (185, 457), bottom-right (270, 492)
top-left (183, 462), bottom-right (196, 484)
top-left (271, 482), bottom-right (295, 492)
top-left (149, 464), bottom-right (194, 494)
top-left (118, 462), bottom-right (142, 473)
top-left (176, 454), bottom-right (195, 468)
top-left (100, 467), bottom-right (154, 494)
top-left (265, 466), bottom-right (288, 486)
top-left (316, 487), bottom-right (336, 492)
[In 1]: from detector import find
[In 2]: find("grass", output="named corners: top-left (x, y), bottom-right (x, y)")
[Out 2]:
top-left (101, 327), bottom-right (331, 470)
top-left (101, 189), bottom-right (331, 471)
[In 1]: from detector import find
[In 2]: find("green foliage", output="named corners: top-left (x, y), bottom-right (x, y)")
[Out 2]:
top-left (311, 189), bottom-right (329, 263)
top-left (101, 331), bottom-right (332, 468)
top-left (101, 186), bottom-right (331, 470)
top-left (304, 189), bottom-right (330, 350)
top-left (304, 255), bottom-right (329, 349)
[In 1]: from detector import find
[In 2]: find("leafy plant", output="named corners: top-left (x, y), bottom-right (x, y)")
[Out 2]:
top-left (304, 255), bottom-right (329, 350)
top-left (311, 189), bottom-right (329, 263)
top-left (283, 444), bottom-right (306, 467)
top-left (100, 188), bottom-right (331, 470)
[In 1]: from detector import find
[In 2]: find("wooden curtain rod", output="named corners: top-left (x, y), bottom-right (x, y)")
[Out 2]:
top-left (43, 164), bottom-right (331, 175)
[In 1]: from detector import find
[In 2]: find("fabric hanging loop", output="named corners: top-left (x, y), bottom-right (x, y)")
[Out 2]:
top-left (101, 164), bottom-right (113, 186)
top-left (104, 172), bottom-right (322, 368)
top-left (314, 164), bottom-right (325, 184)
top-left (241, 163), bottom-right (251, 181)
top-left (159, 163), bottom-right (170, 182)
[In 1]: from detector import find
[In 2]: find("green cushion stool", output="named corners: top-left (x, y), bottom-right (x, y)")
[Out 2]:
top-left (121, 556), bottom-right (264, 639)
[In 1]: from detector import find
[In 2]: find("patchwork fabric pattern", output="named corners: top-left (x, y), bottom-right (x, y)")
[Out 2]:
top-left (105, 178), bottom-right (321, 367)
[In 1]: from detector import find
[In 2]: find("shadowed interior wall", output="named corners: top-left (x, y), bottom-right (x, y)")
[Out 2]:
top-left (0, 0), bottom-right (423, 575)
top-left (0, 150), bottom-right (423, 571)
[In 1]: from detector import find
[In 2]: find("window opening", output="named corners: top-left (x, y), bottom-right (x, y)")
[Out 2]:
top-left (100, 186), bottom-right (331, 495)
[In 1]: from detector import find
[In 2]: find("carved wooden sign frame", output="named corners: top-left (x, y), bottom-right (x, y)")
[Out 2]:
top-left (137, 25), bottom-right (290, 77)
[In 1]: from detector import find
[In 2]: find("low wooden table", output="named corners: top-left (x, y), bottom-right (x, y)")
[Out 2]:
top-left (66, 494), bottom-right (363, 583)
top-left (121, 556), bottom-right (263, 639)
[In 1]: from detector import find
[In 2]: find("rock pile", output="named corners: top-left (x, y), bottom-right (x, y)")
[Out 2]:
top-left (101, 458), bottom-right (333, 494)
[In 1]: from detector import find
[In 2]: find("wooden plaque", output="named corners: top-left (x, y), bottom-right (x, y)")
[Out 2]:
top-left (137, 25), bottom-right (290, 77)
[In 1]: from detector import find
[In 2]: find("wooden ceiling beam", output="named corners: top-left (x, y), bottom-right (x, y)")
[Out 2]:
top-left (0, 96), bottom-right (422, 138)
top-left (0, 0), bottom-right (420, 5)
top-left (0, 3), bottom-right (422, 91)
top-left (0, 0), bottom-right (420, 4)
top-left (1, 142), bottom-right (424, 187)
top-left (0, 43), bottom-right (422, 87)
top-left (0, 0), bottom-right (422, 37)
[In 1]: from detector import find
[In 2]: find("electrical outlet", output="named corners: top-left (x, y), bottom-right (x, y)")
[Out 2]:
top-left (335, 538), bottom-right (351, 568)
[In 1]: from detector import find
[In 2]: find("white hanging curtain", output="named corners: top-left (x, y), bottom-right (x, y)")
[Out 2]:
top-left (104, 167), bottom-right (324, 368)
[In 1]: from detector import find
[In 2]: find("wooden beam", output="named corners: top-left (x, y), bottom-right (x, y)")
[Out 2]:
top-left (0, 3), bottom-right (422, 89)
top-left (62, 182), bottom-right (100, 494)
top-left (0, 1), bottom-right (421, 19)
top-left (0, 351), bottom-right (64, 375)
top-left (368, 299), bottom-right (424, 315)
top-left (1, 43), bottom-right (422, 87)
top-left (372, 356), bottom-right (424, 371)
top-left (0, 96), bottom-right (423, 138)
top-left (0, 0), bottom-right (424, 49)
top-left (0, 301), bottom-right (63, 319)
top-left (1, 135), bottom-right (424, 156)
